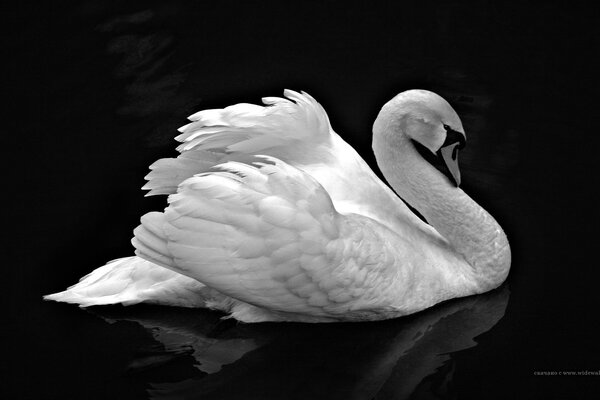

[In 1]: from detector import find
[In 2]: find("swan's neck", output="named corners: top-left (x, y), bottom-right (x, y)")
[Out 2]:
top-left (372, 108), bottom-right (511, 291)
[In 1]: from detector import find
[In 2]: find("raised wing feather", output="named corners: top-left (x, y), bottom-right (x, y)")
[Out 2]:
top-left (143, 90), bottom-right (332, 197)
top-left (133, 157), bottom-right (416, 321)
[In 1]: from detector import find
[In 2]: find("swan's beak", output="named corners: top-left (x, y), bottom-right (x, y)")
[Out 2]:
top-left (437, 143), bottom-right (461, 187)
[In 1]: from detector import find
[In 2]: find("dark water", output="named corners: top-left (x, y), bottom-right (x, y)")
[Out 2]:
top-left (7, 1), bottom-right (598, 399)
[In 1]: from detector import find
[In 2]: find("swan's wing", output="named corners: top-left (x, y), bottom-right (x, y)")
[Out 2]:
top-left (132, 157), bottom-right (415, 321)
top-left (143, 90), bottom-right (333, 197)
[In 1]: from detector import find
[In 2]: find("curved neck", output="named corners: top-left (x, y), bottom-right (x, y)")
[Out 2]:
top-left (372, 106), bottom-right (511, 291)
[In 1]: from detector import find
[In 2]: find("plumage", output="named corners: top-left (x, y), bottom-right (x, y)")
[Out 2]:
top-left (45, 89), bottom-right (511, 322)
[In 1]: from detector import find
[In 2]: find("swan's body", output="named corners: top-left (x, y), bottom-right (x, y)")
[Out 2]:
top-left (45, 90), bottom-right (510, 322)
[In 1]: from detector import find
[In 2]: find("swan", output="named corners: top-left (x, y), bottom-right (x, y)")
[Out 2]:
top-left (45, 89), bottom-right (511, 323)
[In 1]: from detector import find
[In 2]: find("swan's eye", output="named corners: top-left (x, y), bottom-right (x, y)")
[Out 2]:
top-left (443, 124), bottom-right (450, 131)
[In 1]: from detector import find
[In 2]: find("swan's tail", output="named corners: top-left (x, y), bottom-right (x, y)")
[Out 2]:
top-left (43, 256), bottom-right (227, 309)
top-left (44, 255), bottom-right (289, 322)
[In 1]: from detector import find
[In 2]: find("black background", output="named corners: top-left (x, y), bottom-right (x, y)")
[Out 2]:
top-left (5, 1), bottom-right (598, 399)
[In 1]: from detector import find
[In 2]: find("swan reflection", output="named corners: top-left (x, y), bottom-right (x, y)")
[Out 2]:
top-left (93, 285), bottom-right (508, 400)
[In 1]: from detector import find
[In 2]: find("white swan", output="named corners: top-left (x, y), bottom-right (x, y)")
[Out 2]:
top-left (45, 89), bottom-right (511, 322)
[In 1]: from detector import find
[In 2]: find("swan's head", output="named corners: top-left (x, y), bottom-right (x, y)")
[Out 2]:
top-left (379, 89), bottom-right (467, 186)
